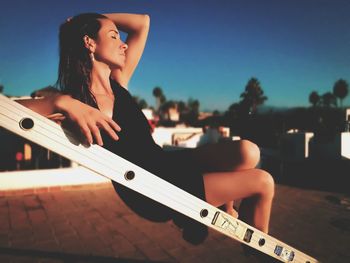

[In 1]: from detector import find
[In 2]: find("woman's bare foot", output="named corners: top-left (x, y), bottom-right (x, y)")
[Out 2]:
top-left (225, 201), bottom-right (239, 218)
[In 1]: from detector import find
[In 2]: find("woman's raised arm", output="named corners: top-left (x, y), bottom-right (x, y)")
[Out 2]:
top-left (104, 13), bottom-right (150, 88)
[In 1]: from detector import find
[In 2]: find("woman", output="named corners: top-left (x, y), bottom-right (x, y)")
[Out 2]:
top-left (19, 13), bottom-right (274, 246)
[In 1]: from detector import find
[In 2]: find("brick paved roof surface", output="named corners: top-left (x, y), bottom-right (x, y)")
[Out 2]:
top-left (0, 182), bottom-right (349, 263)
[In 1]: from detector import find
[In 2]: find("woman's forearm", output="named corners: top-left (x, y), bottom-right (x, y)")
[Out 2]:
top-left (16, 96), bottom-right (58, 116)
top-left (103, 13), bottom-right (150, 34)
top-left (16, 94), bottom-right (72, 117)
top-left (16, 94), bottom-right (122, 145)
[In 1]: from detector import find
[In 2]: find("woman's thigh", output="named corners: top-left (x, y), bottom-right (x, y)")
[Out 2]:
top-left (189, 139), bottom-right (260, 173)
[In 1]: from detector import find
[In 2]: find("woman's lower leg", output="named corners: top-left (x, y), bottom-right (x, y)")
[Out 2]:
top-left (204, 169), bottom-right (275, 233)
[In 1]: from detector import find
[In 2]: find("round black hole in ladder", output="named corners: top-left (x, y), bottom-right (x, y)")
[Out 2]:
top-left (19, 118), bottom-right (34, 130)
top-left (124, 171), bottom-right (135, 180)
top-left (258, 238), bottom-right (265, 246)
top-left (200, 209), bottom-right (208, 218)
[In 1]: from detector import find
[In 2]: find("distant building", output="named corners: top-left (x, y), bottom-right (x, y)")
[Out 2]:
top-left (142, 108), bottom-right (154, 120)
top-left (280, 108), bottom-right (350, 160)
top-left (167, 107), bottom-right (180, 122)
top-left (198, 112), bottom-right (213, 120)
top-left (142, 108), bottom-right (158, 132)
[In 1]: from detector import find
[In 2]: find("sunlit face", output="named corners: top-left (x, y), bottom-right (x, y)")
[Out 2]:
top-left (93, 18), bottom-right (128, 69)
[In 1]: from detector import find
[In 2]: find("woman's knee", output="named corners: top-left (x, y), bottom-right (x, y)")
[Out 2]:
top-left (255, 170), bottom-right (275, 198)
top-left (237, 140), bottom-right (260, 169)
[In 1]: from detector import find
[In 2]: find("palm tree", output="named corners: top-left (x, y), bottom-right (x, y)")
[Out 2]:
top-left (187, 98), bottom-right (200, 114)
top-left (153, 87), bottom-right (166, 111)
top-left (0, 84), bottom-right (4, 93)
top-left (309, 91), bottom-right (320, 107)
top-left (152, 86), bottom-right (164, 111)
top-left (176, 100), bottom-right (188, 122)
top-left (177, 100), bottom-right (187, 113)
top-left (185, 98), bottom-right (200, 124)
top-left (333, 79), bottom-right (349, 108)
top-left (160, 94), bottom-right (166, 105)
top-left (240, 77), bottom-right (267, 114)
top-left (321, 92), bottom-right (337, 107)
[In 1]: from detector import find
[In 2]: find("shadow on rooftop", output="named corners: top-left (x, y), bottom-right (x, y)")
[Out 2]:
top-left (262, 158), bottom-right (350, 194)
top-left (0, 247), bottom-right (163, 263)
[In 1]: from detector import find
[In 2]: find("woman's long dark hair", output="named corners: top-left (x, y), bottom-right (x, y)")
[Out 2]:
top-left (55, 13), bottom-right (107, 106)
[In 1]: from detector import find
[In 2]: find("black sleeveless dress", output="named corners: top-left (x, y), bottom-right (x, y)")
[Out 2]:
top-left (101, 79), bottom-right (208, 244)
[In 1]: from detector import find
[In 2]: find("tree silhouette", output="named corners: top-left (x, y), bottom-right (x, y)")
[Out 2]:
top-left (321, 92), bottom-right (337, 108)
top-left (187, 98), bottom-right (200, 114)
top-left (177, 100), bottom-right (188, 113)
top-left (309, 91), bottom-right (320, 107)
top-left (175, 100), bottom-right (188, 122)
top-left (152, 86), bottom-right (164, 111)
top-left (181, 98), bottom-right (200, 124)
top-left (132, 96), bottom-right (148, 109)
top-left (240, 77), bottom-right (267, 114)
top-left (159, 100), bottom-right (176, 113)
top-left (213, 110), bottom-right (220, 116)
top-left (333, 79), bottom-right (349, 108)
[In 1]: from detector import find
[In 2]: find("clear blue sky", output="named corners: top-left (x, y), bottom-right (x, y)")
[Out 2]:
top-left (1, 0), bottom-right (349, 111)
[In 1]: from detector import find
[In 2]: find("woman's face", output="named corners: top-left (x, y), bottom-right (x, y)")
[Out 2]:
top-left (93, 18), bottom-right (128, 69)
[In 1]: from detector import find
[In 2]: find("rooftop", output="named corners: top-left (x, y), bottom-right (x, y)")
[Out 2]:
top-left (0, 181), bottom-right (349, 263)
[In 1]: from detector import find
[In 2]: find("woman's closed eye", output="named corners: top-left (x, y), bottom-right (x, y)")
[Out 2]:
top-left (111, 34), bottom-right (120, 40)
top-left (109, 29), bottom-right (120, 40)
